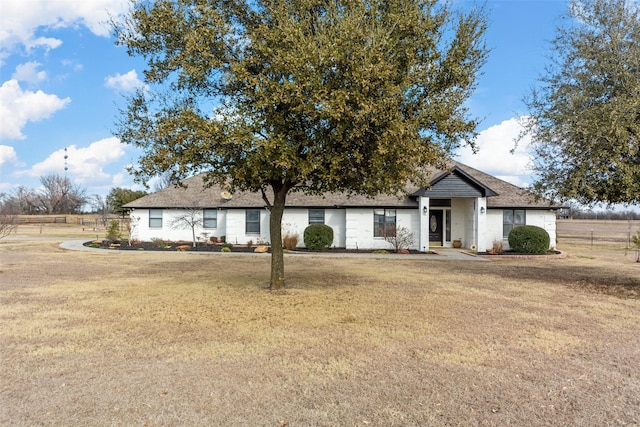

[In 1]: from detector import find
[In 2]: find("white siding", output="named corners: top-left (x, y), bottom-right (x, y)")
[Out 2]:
top-left (281, 209), bottom-right (307, 247)
top-left (326, 209), bottom-right (347, 247)
top-left (451, 198), bottom-right (471, 248)
top-left (484, 210), bottom-right (504, 250)
top-left (224, 208), bottom-right (270, 244)
top-left (129, 206), bottom-right (557, 251)
top-left (130, 208), bottom-right (226, 243)
top-left (282, 208), bottom-right (346, 248)
top-left (344, 208), bottom-right (418, 250)
top-left (525, 210), bottom-right (558, 249)
top-left (486, 209), bottom-right (558, 251)
top-left (345, 209), bottom-right (371, 249)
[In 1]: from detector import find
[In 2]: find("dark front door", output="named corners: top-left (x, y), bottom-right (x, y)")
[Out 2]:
top-left (429, 210), bottom-right (443, 244)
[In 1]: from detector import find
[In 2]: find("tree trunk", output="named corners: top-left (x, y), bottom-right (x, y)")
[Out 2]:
top-left (269, 185), bottom-right (288, 289)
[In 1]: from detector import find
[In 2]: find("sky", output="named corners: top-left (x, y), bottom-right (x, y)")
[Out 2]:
top-left (1, 0), bottom-right (572, 203)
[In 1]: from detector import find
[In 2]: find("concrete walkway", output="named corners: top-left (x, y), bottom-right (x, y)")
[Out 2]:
top-left (55, 239), bottom-right (488, 261)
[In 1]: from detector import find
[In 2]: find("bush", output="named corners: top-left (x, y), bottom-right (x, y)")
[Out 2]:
top-left (105, 220), bottom-right (121, 241)
top-left (508, 225), bottom-right (550, 254)
top-left (282, 233), bottom-right (299, 250)
top-left (303, 224), bottom-right (333, 251)
top-left (381, 225), bottom-right (415, 252)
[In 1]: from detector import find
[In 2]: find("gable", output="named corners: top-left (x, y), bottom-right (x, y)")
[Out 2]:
top-left (413, 167), bottom-right (498, 198)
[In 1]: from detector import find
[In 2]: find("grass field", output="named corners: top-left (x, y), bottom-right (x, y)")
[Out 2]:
top-left (1, 220), bottom-right (639, 426)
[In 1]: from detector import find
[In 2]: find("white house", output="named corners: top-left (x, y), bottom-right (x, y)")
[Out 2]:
top-left (124, 162), bottom-right (561, 252)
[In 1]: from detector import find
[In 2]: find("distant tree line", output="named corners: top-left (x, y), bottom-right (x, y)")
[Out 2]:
top-left (0, 174), bottom-right (87, 215)
top-left (0, 174), bottom-right (146, 216)
top-left (559, 204), bottom-right (640, 220)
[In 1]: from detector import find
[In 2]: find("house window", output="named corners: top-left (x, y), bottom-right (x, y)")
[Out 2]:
top-left (203, 209), bottom-right (217, 228)
top-left (309, 209), bottom-right (325, 224)
top-left (503, 209), bottom-right (526, 238)
top-left (374, 209), bottom-right (396, 237)
top-left (246, 209), bottom-right (261, 234)
top-left (149, 209), bottom-right (163, 228)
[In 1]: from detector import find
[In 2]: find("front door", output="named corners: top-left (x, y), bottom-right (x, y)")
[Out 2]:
top-left (429, 210), bottom-right (443, 245)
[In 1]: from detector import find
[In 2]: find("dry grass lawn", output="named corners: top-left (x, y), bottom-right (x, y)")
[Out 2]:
top-left (1, 221), bottom-right (639, 426)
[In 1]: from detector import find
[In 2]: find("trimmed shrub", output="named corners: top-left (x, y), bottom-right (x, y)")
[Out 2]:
top-left (303, 224), bottom-right (334, 251)
top-left (508, 225), bottom-right (550, 254)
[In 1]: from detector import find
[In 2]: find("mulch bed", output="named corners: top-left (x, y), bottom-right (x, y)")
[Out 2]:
top-left (86, 240), bottom-right (262, 252)
top-left (84, 240), bottom-right (425, 254)
top-left (479, 250), bottom-right (566, 259)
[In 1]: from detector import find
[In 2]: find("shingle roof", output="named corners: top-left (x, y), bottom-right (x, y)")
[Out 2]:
top-left (124, 162), bottom-right (561, 210)
top-left (453, 162), bottom-right (560, 209)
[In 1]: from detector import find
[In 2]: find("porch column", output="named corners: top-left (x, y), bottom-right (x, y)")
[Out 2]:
top-left (475, 197), bottom-right (488, 252)
top-left (419, 196), bottom-right (430, 252)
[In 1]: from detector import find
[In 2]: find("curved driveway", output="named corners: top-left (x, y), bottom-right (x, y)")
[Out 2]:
top-left (57, 238), bottom-right (487, 261)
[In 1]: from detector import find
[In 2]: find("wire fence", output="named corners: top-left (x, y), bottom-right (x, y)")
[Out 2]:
top-left (556, 219), bottom-right (640, 249)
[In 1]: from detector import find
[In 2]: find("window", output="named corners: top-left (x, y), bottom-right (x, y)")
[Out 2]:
top-left (149, 209), bottom-right (163, 228)
top-left (203, 209), bottom-right (217, 228)
top-left (503, 209), bottom-right (526, 238)
top-left (246, 209), bottom-right (261, 234)
top-left (309, 209), bottom-right (325, 224)
top-left (374, 209), bottom-right (396, 237)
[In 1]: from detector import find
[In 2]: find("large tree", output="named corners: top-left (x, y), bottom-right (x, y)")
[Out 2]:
top-left (114, 0), bottom-right (488, 288)
top-left (36, 174), bottom-right (87, 214)
top-left (521, 0), bottom-right (640, 206)
top-left (107, 187), bottom-right (148, 214)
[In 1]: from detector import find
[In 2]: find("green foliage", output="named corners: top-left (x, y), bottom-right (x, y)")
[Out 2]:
top-left (221, 246), bottom-right (231, 253)
top-left (304, 224), bottom-right (334, 251)
top-left (107, 188), bottom-right (147, 214)
top-left (114, 0), bottom-right (488, 288)
top-left (373, 249), bottom-right (389, 254)
top-left (521, 0), bottom-right (640, 205)
top-left (508, 225), bottom-right (550, 254)
top-left (105, 220), bottom-right (121, 241)
top-left (222, 242), bottom-right (234, 250)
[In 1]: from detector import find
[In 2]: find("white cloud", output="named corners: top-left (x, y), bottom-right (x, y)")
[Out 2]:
top-left (111, 172), bottom-right (126, 187)
top-left (105, 69), bottom-right (147, 92)
top-left (0, 0), bottom-right (128, 58)
top-left (0, 145), bottom-right (18, 168)
top-left (24, 137), bottom-right (126, 186)
top-left (0, 79), bottom-right (71, 140)
top-left (455, 117), bottom-right (534, 187)
top-left (12, 61), bottom-right (47, 83)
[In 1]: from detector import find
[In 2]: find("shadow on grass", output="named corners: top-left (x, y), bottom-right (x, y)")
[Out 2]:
top-left (454, 261), bottom-right (640, 299)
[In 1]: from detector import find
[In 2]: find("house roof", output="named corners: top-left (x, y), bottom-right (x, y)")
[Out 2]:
top-left (124, 161), bottom-right (561, 210)
top-left (412, 165), bottom-right (499, 199)
top-left (453, 162), bottom-right (559, 209)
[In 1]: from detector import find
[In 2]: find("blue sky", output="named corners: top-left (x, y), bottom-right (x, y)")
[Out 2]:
top-left (1, 0), bottom-right (569, 201)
